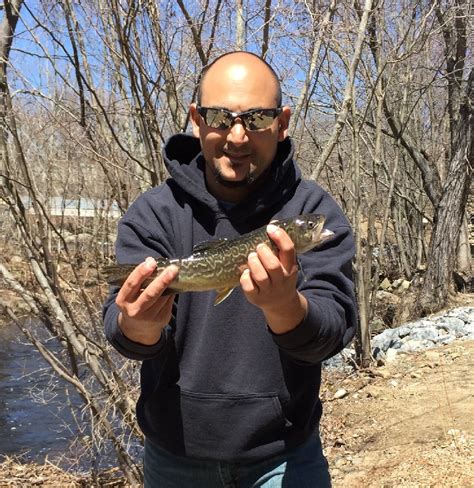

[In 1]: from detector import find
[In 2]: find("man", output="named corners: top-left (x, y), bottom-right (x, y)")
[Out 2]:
top-left (103, 51), bottom-right (357, 487)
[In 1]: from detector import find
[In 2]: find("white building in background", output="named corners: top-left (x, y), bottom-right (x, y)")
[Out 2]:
top-left (19, 196), bottom-right (122, 220)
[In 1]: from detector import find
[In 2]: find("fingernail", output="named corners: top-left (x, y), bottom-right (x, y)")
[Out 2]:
top-left (144, 257), bottom-right (156, 270)
top-left (167, 265), bottom-right (179, 277)
top-left (248, 252), bottom-right (258, 260)
top-left (267, 224), bottom-right (279, 234)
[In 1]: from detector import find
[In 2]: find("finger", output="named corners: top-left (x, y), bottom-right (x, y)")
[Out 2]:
top-left (247, 251), bottom-right (270, 288)
top-left (151, 293), bottom-right (176, 323)
top-left (266, 224), bottom-right (296, 273)
top-left (116, 257), bottom-right (157, 304)
top-left (240, 268), bottom-right (258, 295)
top-left (136, 265), bottom-right (179, 311)
top-left (255, 243), bottom-right (283, 283)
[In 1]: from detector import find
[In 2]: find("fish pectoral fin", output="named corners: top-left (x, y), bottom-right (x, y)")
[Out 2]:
top-left (193, 238), bottom-right (228, 254)
top-left (214, 287), bottom-right (235, 306)
top-left (162, 287), bottom-right (178, 297)
top-left (297, 256), bottom-right (308, 282)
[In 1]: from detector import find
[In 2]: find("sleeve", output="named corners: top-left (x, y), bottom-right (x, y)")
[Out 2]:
top-left (270, 197), bottom-right (357, 364)
top-left (102, 188), bottom-right (178, 361)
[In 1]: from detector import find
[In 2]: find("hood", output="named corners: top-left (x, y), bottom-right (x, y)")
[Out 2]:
top-left (163, 133), bottom-right (301, 224)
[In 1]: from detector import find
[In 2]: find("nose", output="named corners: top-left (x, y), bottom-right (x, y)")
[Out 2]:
top-left (227, 119), bottom-right (249, 145)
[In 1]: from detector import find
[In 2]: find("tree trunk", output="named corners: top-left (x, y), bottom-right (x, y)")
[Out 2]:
top-left (236, 0), bottom-right (245, 50)
top-left (457, 213), bottom-right (471, 274)
top-left (420, 69), bottom-right (473, 312)
top-left (0, 0), bottom-right (23, 187)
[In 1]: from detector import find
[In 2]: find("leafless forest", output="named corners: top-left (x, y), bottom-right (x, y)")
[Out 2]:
top-left (0, 0), bottom-right (472, 482)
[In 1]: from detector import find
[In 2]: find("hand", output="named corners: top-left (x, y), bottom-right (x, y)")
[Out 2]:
top-left (240, 224), bottom-right (307, 334)
top-left (116, 257), bottom-right (179, 345)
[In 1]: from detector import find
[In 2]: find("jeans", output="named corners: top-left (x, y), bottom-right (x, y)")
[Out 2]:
top-left (144, 434), bottom-right (331, 488)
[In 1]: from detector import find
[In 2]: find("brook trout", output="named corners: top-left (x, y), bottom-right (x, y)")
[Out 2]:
top-left (103, 213), bottom-right (333, 305)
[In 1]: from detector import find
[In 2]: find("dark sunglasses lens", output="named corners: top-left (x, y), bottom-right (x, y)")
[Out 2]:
top-left (204, 109), bottom-right (233, 129)
top-left (200, 108), bottom-right (280, 130)
top-left (245, 111), bottom-right (276, 130)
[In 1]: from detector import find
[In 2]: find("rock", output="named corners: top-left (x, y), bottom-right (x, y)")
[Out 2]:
top-left (372, 328), bottom-right (400, 354)
top-left (380, 277), bottom-right (392, 290)
top-left (334, 388), bottom-right (349, 399)
top-left (325, 306), bottom-right (474, 373)
top-left (396, 325), bottom-right (413, 338)
top-left (464, 323), bottom-right (474, 338)
top-left (385, 348), bottom-right (398, 363)
top-left (401, 280), bottom-right (411, 290)
top-left (446, 308), bottom-right (474, 323)
top-left (400, 339), bottom-right (435, 352)
top-left (323, 349), bottom-right (356, 372)
top-left (410, 327), bottom-right (440, 342)
top-left (435, 317), bottom-right (467, 336)
top-left (437, 334), bottom-right (456, 345)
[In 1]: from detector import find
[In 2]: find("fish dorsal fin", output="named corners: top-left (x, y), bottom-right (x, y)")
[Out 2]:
top-left (214, 287), bottom-right (235, 306)
top-left (192, 238), bottom-right (228, 254)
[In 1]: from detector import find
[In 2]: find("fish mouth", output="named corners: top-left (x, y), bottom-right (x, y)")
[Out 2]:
top-left (315, 228), bottom-right (334, 243)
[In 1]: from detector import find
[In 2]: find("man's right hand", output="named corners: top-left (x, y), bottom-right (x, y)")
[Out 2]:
top-left (116, 257), bottom-right (179, 345)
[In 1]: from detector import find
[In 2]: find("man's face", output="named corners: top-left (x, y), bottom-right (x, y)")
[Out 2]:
top-left (191, 60), bottom-right (290, 201)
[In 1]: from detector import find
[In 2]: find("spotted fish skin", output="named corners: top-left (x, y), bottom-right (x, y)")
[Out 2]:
top-left (103, 213), bottom-right (333, 304)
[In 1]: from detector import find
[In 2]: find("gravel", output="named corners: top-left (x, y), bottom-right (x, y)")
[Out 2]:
top-left (324, 306), bottom-right (474, 370)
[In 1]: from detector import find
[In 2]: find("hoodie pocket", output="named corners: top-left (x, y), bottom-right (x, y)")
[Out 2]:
top-left (180, 390), bottom-right (287, 461)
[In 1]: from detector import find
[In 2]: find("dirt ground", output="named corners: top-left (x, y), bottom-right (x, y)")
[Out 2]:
top-left (321, 339), bottom-right (474, 488)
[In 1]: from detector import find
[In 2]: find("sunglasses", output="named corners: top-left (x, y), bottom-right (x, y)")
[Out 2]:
top-left (197, 106), bottom-right (282, 131)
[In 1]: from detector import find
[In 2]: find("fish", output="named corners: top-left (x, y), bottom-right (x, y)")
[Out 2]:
top-left (103, 213), bottom-right (334, 305)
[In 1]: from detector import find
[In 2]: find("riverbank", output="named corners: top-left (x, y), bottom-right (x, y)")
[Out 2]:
top-left (323, 338), bottom-right (474, 487)
top-left (1, 338), bottom-right (472, 487)
top-left (1, 300), bottom-right (472, 486)
top-left (0, 457), bottom-right (126, 487)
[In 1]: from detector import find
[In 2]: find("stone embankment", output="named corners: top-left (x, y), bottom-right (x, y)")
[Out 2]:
top-left (325, 306), bottom-right (474, 370)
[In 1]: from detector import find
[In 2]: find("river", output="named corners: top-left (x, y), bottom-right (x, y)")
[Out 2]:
top-left (0, 320), bottom-right (79, 464)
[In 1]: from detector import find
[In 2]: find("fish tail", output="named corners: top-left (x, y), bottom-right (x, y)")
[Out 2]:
top-left (102, 257), bottom-right (172, 286)
top-left (102, 264), bottom-right (138, 286)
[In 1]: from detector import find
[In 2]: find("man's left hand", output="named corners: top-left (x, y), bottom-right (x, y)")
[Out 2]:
top-left (240, 224), bottom-right (308, 334)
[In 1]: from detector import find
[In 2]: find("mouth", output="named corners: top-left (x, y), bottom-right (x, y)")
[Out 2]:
top-left (223, 151), bottom-right (251, 164)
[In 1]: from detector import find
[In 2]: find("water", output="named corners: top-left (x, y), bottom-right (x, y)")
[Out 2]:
top-left (0, 321), bottom-right (79, 463)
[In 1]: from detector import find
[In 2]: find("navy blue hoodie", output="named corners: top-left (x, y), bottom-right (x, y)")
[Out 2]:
top-left (103, 133), bottom-right (357, 462)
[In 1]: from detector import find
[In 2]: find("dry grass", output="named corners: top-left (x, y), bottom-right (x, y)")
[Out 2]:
top-left (0, 456), bottom-right (127, 487)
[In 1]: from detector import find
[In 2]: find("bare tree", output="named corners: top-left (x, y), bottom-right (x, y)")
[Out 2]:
top-left (0, 5), bottom-right (472, 481)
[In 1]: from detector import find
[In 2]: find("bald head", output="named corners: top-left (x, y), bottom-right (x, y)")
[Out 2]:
top-left (197, 51), bottom-right (282, 107)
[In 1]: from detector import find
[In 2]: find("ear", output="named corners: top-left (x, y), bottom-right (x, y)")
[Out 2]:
top-left (189, 103), bottom-right (201, 138)
top-left (277, 106), bottom-right (291, 142)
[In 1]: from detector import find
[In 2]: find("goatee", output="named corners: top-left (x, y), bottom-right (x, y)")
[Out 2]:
top-left (212, 166), bottom-right (256, 188)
